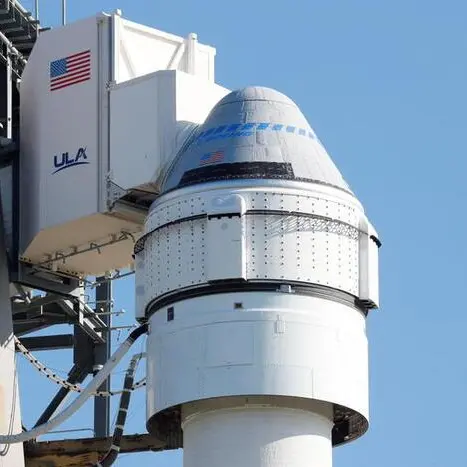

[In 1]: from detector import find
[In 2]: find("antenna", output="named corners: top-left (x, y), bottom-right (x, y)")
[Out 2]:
top-left (62, 0), bottom-right (67, 25)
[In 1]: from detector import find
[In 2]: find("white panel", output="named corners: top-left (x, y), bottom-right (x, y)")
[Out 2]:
top-left (20, 213), bottom-right (141, 276)
top-left (204, 322), bottom-right (254, 367)
top-left (145, 218), bottom-right (206, 298)
top-left (43, 21), bottom-right (100, 228)
top-left (359, 218), bottom-right (380, 308)
top-left (18, 14), bottom-right (134, 276)
top-left (244, 213), bottom-right (359, 295)
top-left (205, 194), bottom-right (246, 281)
top-left (109, 72), bottom-right (170, 190)
top-left (20, 15), bottom-right (101, 254)
top-left (114, 15), bottom-right (217, 83)
top-left (109, 71), bottom-right (229, 193)
top-left (146, 292), bottom-right (369, 420)
top-left (158, 327), bottom-right (203, 410)
top-left (206, 216), bottom-right (245, 281)
top-left (174, 72), bottom-right (228, 126)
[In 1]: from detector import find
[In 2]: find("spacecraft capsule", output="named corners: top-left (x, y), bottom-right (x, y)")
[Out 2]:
top-left (136, 86), bottom-right (380, 467)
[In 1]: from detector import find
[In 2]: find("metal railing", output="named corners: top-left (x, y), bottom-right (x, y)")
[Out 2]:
top-left (30, 0), bottom-right (67, 25)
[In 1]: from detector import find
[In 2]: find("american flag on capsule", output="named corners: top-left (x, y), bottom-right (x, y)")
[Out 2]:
top-left (199, 150), bottom-right (224, 166)
top-left (49, 50), bottom-right (91, 92)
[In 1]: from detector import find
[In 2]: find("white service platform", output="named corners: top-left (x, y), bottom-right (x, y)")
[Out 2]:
top-left (19, 11), bottom-right (228, 277)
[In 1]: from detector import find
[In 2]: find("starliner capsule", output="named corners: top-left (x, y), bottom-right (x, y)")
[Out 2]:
top-left (135, 86), bottom-right (380, 467)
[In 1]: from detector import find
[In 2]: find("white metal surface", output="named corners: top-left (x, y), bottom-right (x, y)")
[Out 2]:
top-left (20, 15), bottom-right (100, 253)
top-left (112, 15), bottom-right (216, 84)
top-left (146, 292), bottom-right (369, 421)
top-left (182, 401), bottom-right (333, 467)
top-left (19, 12), bottom-right (226, 276)
top-left (109, 70), bottom-right (228, 192)
top-left (0, 221), bottom-right (24, 465)
top-left (359, 218), bottom-right (380, 307)
top-left (137, 181), bottom-right (365, 318)
top-left (206, 195), bottom-right (246, 281)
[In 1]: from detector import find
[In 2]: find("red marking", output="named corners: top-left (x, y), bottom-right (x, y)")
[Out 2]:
top-left (50, 73), bottom-right (91, 91)
top-left (51, 68), bottom-right (90, 86)
top-left (67, 50), bottom-right (91, 60)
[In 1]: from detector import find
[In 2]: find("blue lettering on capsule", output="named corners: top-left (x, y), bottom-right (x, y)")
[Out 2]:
top-left (195, 122), bottom-right (316, 145)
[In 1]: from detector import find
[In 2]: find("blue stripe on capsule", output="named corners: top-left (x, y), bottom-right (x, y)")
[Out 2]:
top-left (196, 122), bottom-right (315, 143)
top-left (241, 123), bottom-right (256, 131)
top-left (227, 123), bottom-right (242, 132)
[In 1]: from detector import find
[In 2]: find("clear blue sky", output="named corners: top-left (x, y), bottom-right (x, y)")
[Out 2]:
top-left (16, 1), bottom-right (467, 466)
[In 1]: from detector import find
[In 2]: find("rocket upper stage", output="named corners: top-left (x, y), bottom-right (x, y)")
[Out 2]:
top-left (161, 86), bottom-right (352, 195)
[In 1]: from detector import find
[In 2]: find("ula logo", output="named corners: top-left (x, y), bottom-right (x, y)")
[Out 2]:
top-left (53, 147), bottom-right (89, 174)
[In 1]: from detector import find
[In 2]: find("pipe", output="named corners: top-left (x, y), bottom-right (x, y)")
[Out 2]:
top-left (6, 54), bottom-right (12, 138)
top-left (186, 33), bottom-right (197, 75)
top-left (0, 324), bottom-right (148, 444)
top-left (62, 0), bottom-right (66, 26)
top-left (94, 353), bottom-right (145, 466)
top-left (0, 29), bottom-right (27, 67)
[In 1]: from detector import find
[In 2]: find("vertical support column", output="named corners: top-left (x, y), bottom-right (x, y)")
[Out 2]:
top-left (6, 54), bottom-right (11, 140)
top-left (93, 276), bottom-right (111, 437)
top-left (0, 192), bottom-right (24, 466)
top-left (186, 33), bottom-right (197, 75)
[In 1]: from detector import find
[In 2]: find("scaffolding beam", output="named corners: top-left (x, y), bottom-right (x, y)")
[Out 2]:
top-left (93, 276), bottom-right (112, 438)
top-left (24, 433), bottom-right (169, 466)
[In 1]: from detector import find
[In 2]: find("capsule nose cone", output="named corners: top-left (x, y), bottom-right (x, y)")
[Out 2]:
top-left (215, 86), bottom-right (297, 107)
top-left (161, 86), bottom-right (352, 195)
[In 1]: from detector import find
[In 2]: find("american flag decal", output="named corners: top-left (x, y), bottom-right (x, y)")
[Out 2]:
top-left (200, 150), bottom-right (224, 165)
top-left (50, 50), bottom-right (91, 92)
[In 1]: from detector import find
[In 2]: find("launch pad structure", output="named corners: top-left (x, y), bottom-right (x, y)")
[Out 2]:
top-left (0, 1), bottom-right (381, 466)
top-left (0, 1), bottom-right (162, 465)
